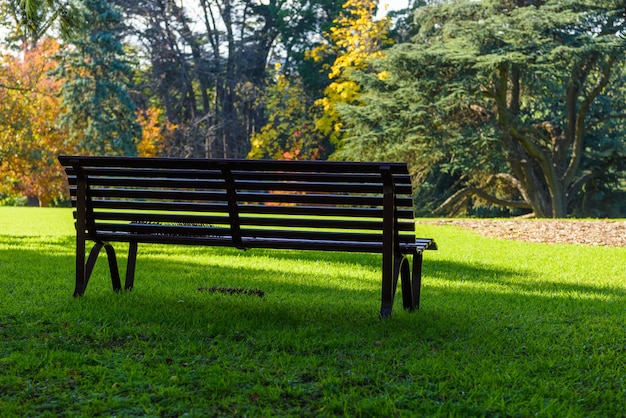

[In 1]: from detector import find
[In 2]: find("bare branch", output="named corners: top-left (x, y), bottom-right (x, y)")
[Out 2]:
top-left (472, 187), bottom-right (532, 209)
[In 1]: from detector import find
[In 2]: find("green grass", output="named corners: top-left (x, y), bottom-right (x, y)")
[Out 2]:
top-left (1, 207), bottom-right (624, 417)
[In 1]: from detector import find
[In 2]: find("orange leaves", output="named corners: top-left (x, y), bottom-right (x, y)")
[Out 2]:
top-left (137, 107), bottom-right (177, 157)
top-left (0, 38), bottom-right (77, 206)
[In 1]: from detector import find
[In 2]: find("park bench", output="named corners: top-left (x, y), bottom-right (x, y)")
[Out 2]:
top-left (58, 155), bottom-right (437, 317)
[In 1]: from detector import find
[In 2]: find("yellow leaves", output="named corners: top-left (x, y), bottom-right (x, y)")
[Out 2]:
top-left (308, 0), bottom-right (392, 145)
top-left (331, 80), bottom-right (361, 101)
top-left (248, 72), bottom-right (325, 161)
top-left (377, 70), bottom-right (390, 81)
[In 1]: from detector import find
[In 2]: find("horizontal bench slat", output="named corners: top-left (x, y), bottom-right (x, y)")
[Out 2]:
top-left (91, 232), bottom-right (391, 253)
top-left (82, 177), bottom-right (411, 195)
top-left (88, 188), bottom-right (228, 201)
top-left (234, 180), bottom-right (408, 194)
top-left (236, 205), bottom-right (415, 219)
top-left (67, 168), bottom-right (220, 179)
top-left (90, 200), bottom-right (229, 213)
top-left (84, 177), bottom-right (227, 189)
top-left (88, 212), bottom-right (414, 232)
top-left (92, 224), bottom-right (381, 242)
top-left (69, 193), bottom-right (415, 211)
top-left (94, 223), bottom-right (229, 237)
top-left (238, 229), bottom-right (401, 243)
top-left (82, 189), bottom-right (413, 207)
top-left (75, 200), bottom-right (414, 219)
top-left (237, 217), bottom-right (416, 231)
top-left (234, 192), bottom-right (411, 206)
top-left (67, 168), bottom-right (412, 185)
top-left (92, 212), bottom-right (229, 225)
top-left (66, 178), bottom-right (412, 197)
top-left (231, 171), bottom-right (412, 184)
top-left (91, 222), bottom-right (414, 242)
top-left (89, 231), bottom-right (426, 253)
top-left (60, 155), bottom-right (410, 174)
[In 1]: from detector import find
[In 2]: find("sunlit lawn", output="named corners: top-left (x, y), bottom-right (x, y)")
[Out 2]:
top-left (0, 207), bottom-right (624, 416)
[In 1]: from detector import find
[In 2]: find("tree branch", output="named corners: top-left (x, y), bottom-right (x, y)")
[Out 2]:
top-left (585, 113), bottom-right (626, 131)
top-left (436, 182), bottom-right (531, 215)
top-left (566, 171), bottom-right (597, 205)
top-left (0, 83), bottom-right (58, 98)
top-left (493, 64), bottom-right (554, 180)
top-left (564, 54), bottom-right (616, 185)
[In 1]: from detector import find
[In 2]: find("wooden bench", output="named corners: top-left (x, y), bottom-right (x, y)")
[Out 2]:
top-left (58, 155), bottom-right (437, 317)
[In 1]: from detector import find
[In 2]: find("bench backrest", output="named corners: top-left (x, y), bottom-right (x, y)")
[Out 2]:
top-left (59, 156), bottom-right (418, 253)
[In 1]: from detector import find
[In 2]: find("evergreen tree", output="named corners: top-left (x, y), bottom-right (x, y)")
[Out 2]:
top-left (1, 0), bottom-right (81, 43)
top-left (56, 0), bottom-right (140, 156)
top-left (339, 0), bottom-right (626, 217)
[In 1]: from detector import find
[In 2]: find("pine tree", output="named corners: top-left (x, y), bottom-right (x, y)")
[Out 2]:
top-left (2, 0), bottom-right (80, 43)
top-left (56, 0), bottom-right (140, 156)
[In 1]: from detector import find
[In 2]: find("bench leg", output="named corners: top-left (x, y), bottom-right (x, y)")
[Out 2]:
top-left (103, 244), bottom-right (122, 291)
top-left (399, 251), bottom-right (423, 311)
top-left (380, 255), bottom-right (403, 318)
top-left (399, 255), bottom-right (413, 310)
top-left (124, 242), bottom-right (138, 290)
top-left (82, 242), bottom-right (104, 294)
top-left (74, 240), bottom-right (90, 297)
top-left (76, 242), bottom-right (123, 295)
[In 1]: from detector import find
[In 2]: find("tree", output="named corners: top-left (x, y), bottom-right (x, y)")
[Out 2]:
top-left (136, 107), bottom-right (177, 157)
top-left (0, 38), bottom-right (77, 206)
top-left (56, 0), bottom-right (140, 156)
top-left (339, 0), bottom-right (626, 217)
top-left (307, 0), bottom-right (392, 145)
top-left (0, 0), bottom-right (80, 44)
top-left (114, 0), bottom-right (345, 158)
top-left (248, 64), bottom-right (329, 160)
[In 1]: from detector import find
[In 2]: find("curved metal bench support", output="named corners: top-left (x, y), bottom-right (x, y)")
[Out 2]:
top-left (74, 242), bottom-right (122, 297)
top-left (400, 250), bottom-right (423, 311)
top-left (125, 242), bottom-right (138, 291)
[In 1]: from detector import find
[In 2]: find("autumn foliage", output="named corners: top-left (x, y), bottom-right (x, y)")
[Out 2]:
top-left (136, 107), bottom-right (177, 157)
top-left (0, 38), bottom-right (78, 206)
top-left (306, 0), bottom-right (391, 144)
top-left (249, 66), bottom-right (327, 161)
